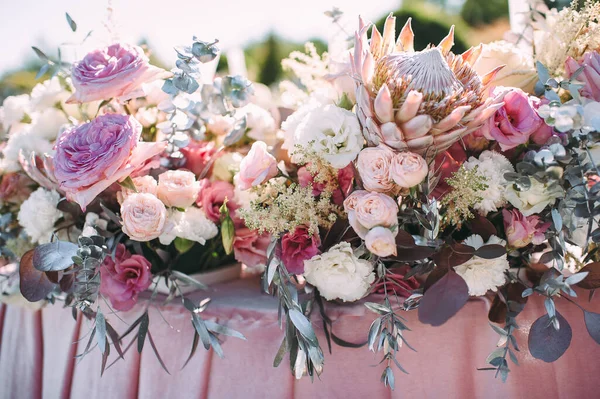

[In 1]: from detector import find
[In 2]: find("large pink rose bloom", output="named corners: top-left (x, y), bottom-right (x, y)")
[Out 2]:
top-left (281, 225), bottom-right (321, 274)
top-left (566, 51), bottom-right (600, 101)
top-left (68, 43), bottom-right (171, 103)
top-left (502, 209), bottom-right (550, 249)
top-left (480, 88), bottom-right (543, 151)
top-left (100, 244), bottom-right (153, 311)
top-left (233, 227), bottom-right (271, 268)
top-left (53, 114), bottom-right (166, 210)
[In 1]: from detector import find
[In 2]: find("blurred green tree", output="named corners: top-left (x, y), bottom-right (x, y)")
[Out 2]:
top-left (460, 0), bottom-right (509, 27)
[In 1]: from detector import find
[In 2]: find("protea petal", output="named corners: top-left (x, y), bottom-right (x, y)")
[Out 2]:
top-left (437, 26), bottom-right (455, 55)
top-left (464, 44), bottom-right (483, 66)
top-left (365, 117), bottom-right (382, 146)
top-left (374, 84), bottom-right (394, 123)
top-left (380, 122), bottom-right (408, 150)
top-left (431, 105), bottom-right (472, 134)
top-left (396, 90), bottom-right (423, 123)
top-left (396, 18), bottom-right (414, 52)
top-left (370, 26), bottom-right (383, 59)
top-left (362, 51), bottom-right (375, 85)
top-left (401, 115), bottom-right (433, 139)
top-left (481, 65), bottom-right (506, 87)
top-left (381, 13), bottom-right (396, 56)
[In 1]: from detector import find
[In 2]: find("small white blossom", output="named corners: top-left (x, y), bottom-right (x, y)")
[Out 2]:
top-left (29, 77), bottom-right (69, 111)
top-left (237, 103), bottom-right (277, 145)
top-left (0, 94), bottom-right (30, 127)
top-left (0, 125), bottom-right (53, 173)
top-left (18, 188), bottom-right (62, 244)
top-left (454, 235), bottom-right (509, 296)
top-left (463, 151), bottom-right (515, 215)
top-left (159, 207), bottom-right (218, 246)
top-left (29, 108), bottom-right (68, 140)
top-left (213, 152), bottom-right (243, 183)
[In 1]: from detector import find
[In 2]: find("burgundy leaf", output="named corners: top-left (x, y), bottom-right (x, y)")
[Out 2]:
top-left (528, 312), bottom-right (572, 362)
top-left (392, 246), bottom-right (435, 262)
top-left (395, 230), bottom-right (415, 248)
top-left (468, 214), bottom-right (497, 241)
top-left (19, 250), bottom-right (57, 302)
top-left (475, 244), bottom-right (506, 259)
top-left (584, 310), bottom-right (600, 345)
top-left (578, 263), bottom-right (600, 289)
top-left (418, 270), bottom-right (469, 326)
top-left (433, 244), bottom-right (474, 268)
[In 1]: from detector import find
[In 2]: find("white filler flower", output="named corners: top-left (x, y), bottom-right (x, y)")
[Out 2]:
top-left (454, 235), bottom-right (509, 296)
top-left (159, 207), bottom-right (218, 246)
top-left (303, 242), bottom-right (375, 302)
top-left (464, 150), bottom-right (515, 215)
top-left (18, 188), bottom-right (62, 244)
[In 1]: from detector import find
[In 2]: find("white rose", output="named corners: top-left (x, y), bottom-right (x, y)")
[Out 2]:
top-left (291, 104), bottom-right (363, 169)
top-left (1, 94), bottom-right (30, 127)
top-left (505, 178), bottom-right (564, 216)
top-left (303, 242), bottom-right (375, 302)
top-left (212, 152), bottom-right (243, 182)
top-left (473, 41), bottom-right (537, 94)
top-left (0, 125), bottom-right (53, 173)
top-left (238, 103), bottom-right (277, 145)
top-left (454, 235), bottom-right (508, 296)
top-left (18, 188), bottom-right (62, 244)
top-left (159, 207), bottom-right (218, 245)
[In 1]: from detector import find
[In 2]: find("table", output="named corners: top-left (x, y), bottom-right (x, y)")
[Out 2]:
top-left (2, 277), bottom-right (600, 399)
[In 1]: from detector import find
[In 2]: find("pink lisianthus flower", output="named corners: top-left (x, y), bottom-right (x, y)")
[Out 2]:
top-left (565, 51), bottom-right (600, 101)
top-left (100, 244), bottom-right (153, 311)
top-left (237, 141), bottom-right (278, 190)
top-left (197, 179), bottom-right (239, 223)
top-left (52, 114), bottom-right (166, 210)
top-left (281, 225), bottom-right (321, 274)
top-left (481, 87), bottom-right (543, 151)
top-left (0, 173), bottom-right (34, 204)
top-left (68, 43), bottom-right (171, 103)
top-left (502, 209), bottom-right (550, 249)
top-left (180, 140), bottom-right (217, 177)
top-left (233, 227), bottom-right (271, 268)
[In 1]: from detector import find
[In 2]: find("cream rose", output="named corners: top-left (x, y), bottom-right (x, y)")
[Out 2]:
top-left (505, 178), bottom-right (564, 216)
top-left (238, 141), bottom-right (278, 190)
top-left (389, 151), bottom-right (428, 188)
top-left (117, 175), bottom-right (158, 204)
top-left (473, 41), bottom-right (537, 94)
top-left (121, 193), bottom-right (167, 241)
top-left (344, 190), bottom-right (398, 238)
top-left (303, 242), bottom-right (375, 302)
top-left (365, 227), bottom-right (397, 257)
top-left (157, 170), bottom-right (200, 208)
top-left (356, 146), bottom-right (396, 193)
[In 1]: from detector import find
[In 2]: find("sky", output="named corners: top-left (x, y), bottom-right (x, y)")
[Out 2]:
top-left (0, 0), bottom-right (402, 74)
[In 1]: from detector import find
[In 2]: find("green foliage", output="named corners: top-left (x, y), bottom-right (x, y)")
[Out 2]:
top-left (375, 3), bottom-right (470, 54)
top-left (460, 0), bottom-right (509, 27)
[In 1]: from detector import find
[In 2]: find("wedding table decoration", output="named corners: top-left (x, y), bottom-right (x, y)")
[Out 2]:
top-left (2, 0), bottom-right (600, 395)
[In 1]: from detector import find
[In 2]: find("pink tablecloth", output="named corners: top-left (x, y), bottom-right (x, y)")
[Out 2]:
top-left (2, 278), bottom-right (600, 399)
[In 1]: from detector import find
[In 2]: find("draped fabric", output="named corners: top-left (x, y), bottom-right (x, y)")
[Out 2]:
top-left (2, 278), bottom-right (600, 398)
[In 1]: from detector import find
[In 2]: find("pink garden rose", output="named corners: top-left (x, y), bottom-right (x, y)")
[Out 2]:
top-left (281, 225), bottom-right (321, 274)
top-left (53, 114), bottom-right (166, 210)
top-left (344, 190), bottom-right (398, 238)
top-left (100, 244), bottom-right (152, 311)
top-left (502, 209), bottom-right (550, 248)
top-left (237, 141), bottom-right (278, 190)
top-left (365, 226), bottom-right (397, 257)
top-left (566, 51), bottom-right (600, 101)
top-left (180, 140), bottom-right (217, 177)
top-left (389, 151), bottom-right (428, 188)
top-left (68, 43), bottom-right (171, 103)
top-left (356, 146), bottom-right (396, 193)
top-left (117, 175), bottom-right (158, 204)
top-left (233, 227), bottom-right (271, 268)
top-left (0, 173), bottom-right (33, 204)
top-left (121, 193), bottom-right (167, 241)
top-left (197, 180), bottom-right (239, 223)
top-left (157, 170), bottom-right (200, 208)
top-left (481, 87), bottom-right (543, 151)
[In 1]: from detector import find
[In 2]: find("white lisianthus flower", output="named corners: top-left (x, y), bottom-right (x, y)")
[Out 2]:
top-left (0, 125), bottom-right (53, 173)
top-left (289, 104), bottom-right (363, 169)
top-left (18, 188), bottom-right (62, 244)
top-left (473, 41), bottom-right (537, 93)
top-left (463, 151), bottom-right (515, 215)
top-left (29, 108), bottom-right (69, 140)
top-left (303, 242), bottom-right (375, 302)
top-left (29, 77), bottom-right (69, 111)
top-left (237, 103), bottom-right (277, 145)
top-left (281, 102), bottom-right (320, 155)
top-left (81, 212), bottom-right (108, 237)
top-left (454, 235), bottom-right (508, 296)
top-left (212, 152), bottom-right (243, 183)
top-left (505, 178), bottom-right (564, 216)
top-left (0, 94), bottom-right (31, 127)
top-left (159, 207), bottom-right (218, 246)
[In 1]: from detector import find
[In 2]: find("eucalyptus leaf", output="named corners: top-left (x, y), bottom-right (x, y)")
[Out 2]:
top-left (583, 310), bottom-right (600, 345)
top-left (192, 314), bottom-right (211, 350)
top-left (204, 320), bottom-right (246, 340)
top-left (33, 241), bottom-right (78, 272)
top-left (137, 312), bottom-right (150, 353)
top-left (528, 312), bottom-right (572, 362)
top-left (418, 270), bottom-right (469, 326)
top-left (288, 309), bottom-right (318, 345)
top-left (66, 12), bottom-right (77, 31)
top-left (96, 309), bottom-right (107, 354)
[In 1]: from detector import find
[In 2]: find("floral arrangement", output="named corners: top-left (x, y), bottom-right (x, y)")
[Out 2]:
top-left (2, 0), bottom-right (600, 391)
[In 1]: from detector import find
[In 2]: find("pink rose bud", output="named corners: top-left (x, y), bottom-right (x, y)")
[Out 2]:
top-left (480, 87), bottom-right (543, 151)
top-left (566, 51), bottom-right (600, 101)
top-left (68, 43), bottom-right (171, 103)
top-left (502, 209), bottom-right (550, 248)
top-left (281, 225), bottom-right (321, 274)
top-left (100, 244), bottom-right (152, 311)
top-left (344, 190), bottom-right (398, 238)
top-left (117, 175), bottom-right (158, 205)
top-left (121, 193), bottom-right (167, 241)
top-left (197, 179), bottom-right (239, 223)
top-left (356, 146), bottom-right (396, 193)
top-left (53, 114), bottom-right (166, 210)
top-left (238, 141), bottom-right (278, 190)
top-left (157, 170), bottom-right (200, 208)
top-left (365, 226), bottom-right (397, 257)
top-left (389, 151), bottom-right (428, 188)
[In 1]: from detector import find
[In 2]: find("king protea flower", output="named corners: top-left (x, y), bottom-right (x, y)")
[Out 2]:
top-left (351, 15), bottom-right (505, 156)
